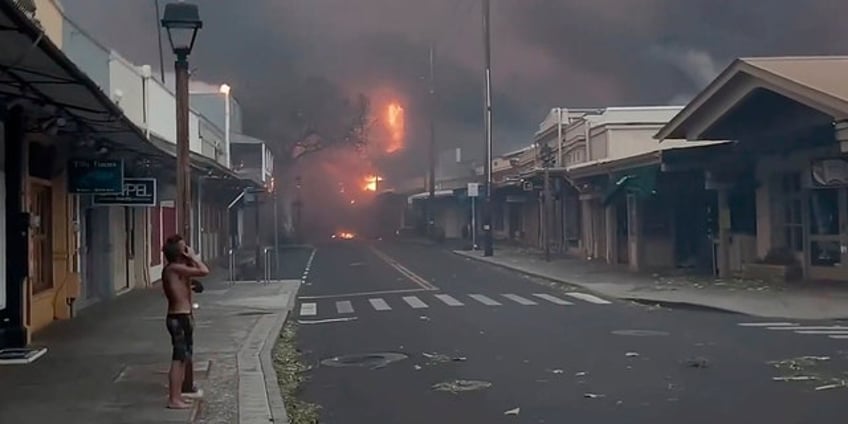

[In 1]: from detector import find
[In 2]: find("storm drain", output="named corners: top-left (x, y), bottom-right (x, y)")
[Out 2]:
top-left (611, 329), bottom-right (670, 337)
top-left (320, 352), bottom-right (408, 369)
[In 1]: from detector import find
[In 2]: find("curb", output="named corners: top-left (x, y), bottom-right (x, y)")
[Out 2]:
top-left (237, 281), bottom-right (301, 424)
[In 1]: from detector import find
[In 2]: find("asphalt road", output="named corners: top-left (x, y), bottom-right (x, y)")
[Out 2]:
top-left (286, 239), bottom-right (848, 424)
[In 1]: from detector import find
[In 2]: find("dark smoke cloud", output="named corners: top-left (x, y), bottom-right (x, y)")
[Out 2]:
top-left (61, 0), bottom-right (848, 180)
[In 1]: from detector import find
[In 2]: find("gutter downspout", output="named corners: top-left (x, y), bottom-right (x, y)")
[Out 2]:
top-left (584, 119), bottom-right (591, 161)
top-left (224, 92), bottom-right (231, 168)
top-left (556, 108), bottom-right (563, 167)
top-left (141, 65), bottom-right (151, 140)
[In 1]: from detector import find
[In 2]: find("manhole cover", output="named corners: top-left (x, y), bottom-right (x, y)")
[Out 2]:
top-left (611, 329), bottom-right (670, 337)
top-left (320, 352), bottom-right (408, 369)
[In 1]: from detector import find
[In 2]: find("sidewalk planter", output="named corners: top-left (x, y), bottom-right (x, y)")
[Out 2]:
top-left (743, 263), bottom-right (802, 282)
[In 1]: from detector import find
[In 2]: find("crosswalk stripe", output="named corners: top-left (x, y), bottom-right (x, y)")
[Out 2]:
top-left (829, 335), bottom-right (848, 339)
top-left (502, 294), bottom-right (537, 305)
top-left (532, 293), bottom-right (573, 305)
top-left (564, 292), bottom-right (612, 304)
top-left (469, 294), bottom-right (501, 306)
top-left (402, 296), bottom-right (429, 309)
top-left (795, 330), bottom-right (848, 335)
top-left (434, 294), bottom-right (464, 306)
top-left (738, 322), bottom-right (798, 327)
top-left (336, 300), bottom-right (354, 314)
top-left (369, 298), bottom-right (392, 311)
top-left (300, 302), bottom-right (317, 317)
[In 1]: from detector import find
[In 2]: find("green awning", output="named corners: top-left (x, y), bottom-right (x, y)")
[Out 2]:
top-left (602, 166), bottom-right (658, 206)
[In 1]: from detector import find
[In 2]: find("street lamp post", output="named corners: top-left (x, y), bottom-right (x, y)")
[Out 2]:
top-left (161, 1), bottom-right (202, 240)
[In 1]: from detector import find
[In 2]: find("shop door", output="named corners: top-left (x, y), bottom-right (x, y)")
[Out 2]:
top-left (808, 187), bottom-right (848, 280)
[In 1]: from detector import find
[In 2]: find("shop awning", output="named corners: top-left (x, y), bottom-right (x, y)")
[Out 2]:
top-left (0, 2), bottom-right (174, 162)
top-left (601, 165), bottom-right (658, 206)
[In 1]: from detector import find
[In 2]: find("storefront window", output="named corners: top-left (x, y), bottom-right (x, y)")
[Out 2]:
top-left (809, 188), bottom-right (839, 235)
top-left (776, 172), bottom-right (803, 252)
top-left (811, 241), bottom-right (841, 267)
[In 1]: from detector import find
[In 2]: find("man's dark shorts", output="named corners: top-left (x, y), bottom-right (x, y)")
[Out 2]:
top-left (166, 313), bottom-right (194, 361)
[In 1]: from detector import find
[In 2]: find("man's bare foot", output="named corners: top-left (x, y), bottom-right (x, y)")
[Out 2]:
top-left (166, 399), bottom-right (193, 409)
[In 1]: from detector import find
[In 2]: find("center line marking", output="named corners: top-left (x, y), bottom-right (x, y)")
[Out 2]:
top-left (402, 296), bottom-right (429, 309)
top-left (738, 322), bottom-right (798, 327)
top-left (369, 298), bottom-right (392, 311)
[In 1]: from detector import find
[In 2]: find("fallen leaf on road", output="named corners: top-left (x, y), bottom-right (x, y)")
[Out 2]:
top-left (548, 369), bottom-right (564, 374)
top-left (584, 393), bottom-right (606, 399)
top-left (575, 371), bottom-right (587, 377)
top-left (432, 379), bottom-right (492, 394)
top-left (413, 365), bottom-right (422, 371)
top-left (419, 316), bottom-right (431, 321)
top-left (625, 352), bottom-right (640, 358)
top-left (504, 407), bottom-right (520, 416)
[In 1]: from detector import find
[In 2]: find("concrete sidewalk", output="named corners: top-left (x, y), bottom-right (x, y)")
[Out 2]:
top-left (0, 275), bottom-right (299, 424)
top-left (455, 247), bottom-right (848, 320)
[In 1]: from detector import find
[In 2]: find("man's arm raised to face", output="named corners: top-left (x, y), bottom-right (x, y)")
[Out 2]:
top-left (169, 262), bottom-right (210, 279)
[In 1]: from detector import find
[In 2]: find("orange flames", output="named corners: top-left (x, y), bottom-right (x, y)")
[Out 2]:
top-left (363, 174), bottom-right (383, 192)
top-left (384, 102), bottom-right (405, 153)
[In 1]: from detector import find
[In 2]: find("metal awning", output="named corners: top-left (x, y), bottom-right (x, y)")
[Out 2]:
top-left (407, 190), bottom-right (455, 204)
top-left (0, 1), bottom-right (170, 160)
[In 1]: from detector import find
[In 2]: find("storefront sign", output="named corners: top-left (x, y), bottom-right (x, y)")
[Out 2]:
top-left (467, 183), bottom-right (479, 197)
top-left (93, 178), bottom-right (157, 206)
top-left (68, 159), bottom-right (123, 194)
top-left (811, 159), bottom-right (848, 187)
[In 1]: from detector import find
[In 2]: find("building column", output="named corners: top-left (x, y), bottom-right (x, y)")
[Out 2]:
top-left (716, 187), bottom-right (732, 278)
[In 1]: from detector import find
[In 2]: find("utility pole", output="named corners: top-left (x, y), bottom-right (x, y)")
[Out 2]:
top-left (481, 0), bottom-right (494, 256)
top-left (542, 145), bottom-right (552, 262)
top-left (427, 42), bottom-right (437, 236)
top-left (175, 55), bottom-right (191, 239)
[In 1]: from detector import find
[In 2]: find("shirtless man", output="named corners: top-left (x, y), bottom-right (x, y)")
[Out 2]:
top-left (161, 235), bottom-right (209, 409)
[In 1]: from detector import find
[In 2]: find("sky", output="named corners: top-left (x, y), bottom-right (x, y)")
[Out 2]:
top-left (60, 0), bottom-right (848, 180)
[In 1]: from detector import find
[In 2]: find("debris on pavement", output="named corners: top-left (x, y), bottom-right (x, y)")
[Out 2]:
top-left (625, 352), bottom-right (640, 358)
top-left (575, 371), bottom-right (587, 377)
top-left (548, 369), bottom-right (564, 374)
top-left (432, 379), bottom-right (492, 394)
top-left (684, 357), bottom-right (710, 368)
top-left (815, 381), bottom-right (847, 391)
top-left (772, 376), bottom-right (817, 382)
top-left (422, 352), bottom-right (466, 365)
top-left (413, 365), bottom-right (422, 371)
top-left (504, 407), bottom-right (520, 416)
top-left (348, 262), bottom-right (365, 267)
top-left (419, 315), bottom-right (431, 321)
top-left (584, 393), bottom-right (606, 399)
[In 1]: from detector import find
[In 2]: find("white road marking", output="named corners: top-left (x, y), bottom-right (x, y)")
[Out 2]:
top-left (299, 288), bottom-right (430, 300)
top-left (502, 294), bottom-right (537, 305)
top-left (434, 294), bottom-right (464, 306)
top-left (766, 326), bottom-right (848, 331)
top-left (402, 296), bottom-right (429, 309)
top-left (738, 322), bottom-right (799, 327)
top-left (299, 302), bottom-right (317, 317)
top-left (828, 335), bottom-right (848, 339)
top-left (336, 300), bottom-right (354, 314)
top-left (298, 317), bottom-right (358, 325)
top-left (469, 294), bottom-right (501, 306)
top-left (564, 292), bottom-right (612, 304)
top-left (369, 298), bottom-right (392, 311)
top-left (532, 293), bottom-right (574, 305)
top-left (795, 330), bottom-right (848, 335)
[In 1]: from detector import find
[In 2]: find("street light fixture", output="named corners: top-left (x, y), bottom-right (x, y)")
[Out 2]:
top-left (161, 1), bottom-right (202, 239)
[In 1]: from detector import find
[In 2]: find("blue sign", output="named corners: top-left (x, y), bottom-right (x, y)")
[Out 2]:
top-left (68, 159), bottom-right (123, 194)
top-left (93, 178), bottom-right (157, 207)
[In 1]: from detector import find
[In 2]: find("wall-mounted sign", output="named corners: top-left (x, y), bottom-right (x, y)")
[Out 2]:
top-left (811, 158), bottom-right (848, 187)
top-left (68, 159), bottom-right (123, 194)
top-left (93, 178), bottom-right (157, 207)
top-left (467, 183), bottom-right (479, 197)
